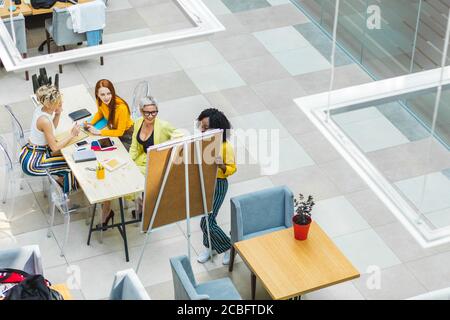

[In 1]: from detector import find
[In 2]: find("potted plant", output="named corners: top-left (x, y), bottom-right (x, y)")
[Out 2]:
top-left (293, 194), bottom-right (315, 240)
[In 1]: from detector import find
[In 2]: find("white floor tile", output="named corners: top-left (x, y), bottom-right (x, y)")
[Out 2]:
top-left (254, 26), bottom-right (310, 53)
top-left (169, 41), bottom-right (226, 69)
top-left (184, 62), bottom-right (246, 93)
top-left (273, 47), bottom-right (331, 75)
top-left (395, 172), bottom-right (450, 214)
top-left (314, 196), bottom-right (371, 238)
top-left (334, 229), bottom-right (401, 274)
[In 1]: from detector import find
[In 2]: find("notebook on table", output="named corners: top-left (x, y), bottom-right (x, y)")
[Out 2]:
top-left (68, 109), bottom-right (92, 122)
top-left (72, 149), bottom-right (96, 163)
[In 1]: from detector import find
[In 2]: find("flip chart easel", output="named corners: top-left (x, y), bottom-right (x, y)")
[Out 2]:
top-left (136, 129), bottom-right (223, 272)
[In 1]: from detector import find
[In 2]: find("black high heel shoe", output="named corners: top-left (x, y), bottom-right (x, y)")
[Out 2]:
top-left (96, 210), bottom-right (115, 231)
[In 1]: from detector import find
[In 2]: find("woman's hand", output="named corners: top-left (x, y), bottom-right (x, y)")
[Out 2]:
top-left (215, 156), bottom-right (226, 172)
top-left (71, 124), bottom-right (81, 137)
top-left (54, 105), bottom-right (63, 116)
top-left (84, 122), bottom-right (93, 130)
top-left (88, 126), bottom-right (101, 135)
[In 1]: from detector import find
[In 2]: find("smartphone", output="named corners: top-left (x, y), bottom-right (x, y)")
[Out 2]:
top-left (76, 140), bottom-right (88, 147)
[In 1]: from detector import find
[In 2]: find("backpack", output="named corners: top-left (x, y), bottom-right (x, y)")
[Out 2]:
top-left (0, 268), bottom-right (63, 300)
top-left (30, 0), bottom-right (58, 9)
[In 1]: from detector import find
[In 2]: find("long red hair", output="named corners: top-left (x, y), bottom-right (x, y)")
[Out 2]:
top-left (95, 79), bottom-right (130, 129)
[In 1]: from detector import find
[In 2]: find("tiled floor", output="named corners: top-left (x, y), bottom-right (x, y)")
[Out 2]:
top-left (1, 0), bottom-right (450, 301)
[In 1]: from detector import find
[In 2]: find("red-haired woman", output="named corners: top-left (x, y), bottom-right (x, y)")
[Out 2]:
top-left (84, 79), bottom-right (134, 230)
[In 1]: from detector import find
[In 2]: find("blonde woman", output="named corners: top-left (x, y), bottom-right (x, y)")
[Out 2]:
top-left (128, 96), bottom-right (182, 219)
top-left (19, 85), bottom-right (80, 193)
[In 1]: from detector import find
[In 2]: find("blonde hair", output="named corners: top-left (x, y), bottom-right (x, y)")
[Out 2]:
top-left (36, 85), bottom-right (61, 107)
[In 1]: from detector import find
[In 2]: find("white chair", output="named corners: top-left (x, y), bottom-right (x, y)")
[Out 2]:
top-left (109, 269), bottom-right (150, 300)
top-left (0, 245), bottom-right (43, 275)
top-left (3, 105), bottom-right (48, 199)
top-left (0, 136), bottom-right (14, 205)
top-left (131, 81), bottom-right (150, 120)
top-left (3, 105), bottom-right (28, 162)
top-left (45, 170), bottom-right (81, 257)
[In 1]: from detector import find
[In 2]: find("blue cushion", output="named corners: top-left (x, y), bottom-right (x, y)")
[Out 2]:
top-left (196, 278), bottom-right (242, 300)
top-left (243, 226), bottom-right (287, 241)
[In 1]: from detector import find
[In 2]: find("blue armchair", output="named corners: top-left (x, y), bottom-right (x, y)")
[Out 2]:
top-left (3, 13), bottom-right (29, 80)
top-left (170, 255), bottom-right (241, 300)
top-left (109, 269), bottom-right (150, 300)
top-left (229, 186), bottom-right (294, 272)
top-left (0, 245), bottom-right (43, 275)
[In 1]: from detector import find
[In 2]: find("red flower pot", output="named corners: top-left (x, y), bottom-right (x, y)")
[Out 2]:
top-left (293, 215), bottom-right (312, 240)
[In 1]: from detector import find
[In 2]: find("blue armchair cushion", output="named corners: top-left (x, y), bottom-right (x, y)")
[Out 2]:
top-left (196, 278), bottom-right (242, 300)
top-left (230, 186), bottom-right (294, 243)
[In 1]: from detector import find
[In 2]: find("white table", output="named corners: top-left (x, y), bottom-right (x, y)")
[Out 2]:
top-left (32, 84), bottom-right (145, 262)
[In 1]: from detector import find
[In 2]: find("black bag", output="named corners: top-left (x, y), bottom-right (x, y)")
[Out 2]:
top-left (3, 274), bottom-right (64, 300)
top-left (30, 0), bottom-right (58, 9)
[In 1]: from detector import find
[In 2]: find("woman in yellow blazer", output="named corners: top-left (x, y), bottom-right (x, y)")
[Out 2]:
top-left (129, 96), bottom-right (182, 219)
top-left (196, 108), bottom-right (236, 266)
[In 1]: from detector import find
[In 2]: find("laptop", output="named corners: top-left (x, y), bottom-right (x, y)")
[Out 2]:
top-left (72, 149), bottom-right (96, 163)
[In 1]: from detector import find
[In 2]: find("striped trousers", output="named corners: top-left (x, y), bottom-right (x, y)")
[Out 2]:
top-left (19, 144), bottom-right (78, 194)
top-left (200, 178), bottom-right (231, 254)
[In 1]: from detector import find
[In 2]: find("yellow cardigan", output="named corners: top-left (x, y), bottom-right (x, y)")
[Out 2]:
top-left (217, 141), bottom-right (237, 179)
top-left (90, 97), bottom-right (133, 137)
top-left (129, 117), bottom-right (182, 175)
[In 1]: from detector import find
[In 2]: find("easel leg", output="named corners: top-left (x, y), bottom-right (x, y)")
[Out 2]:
top-left (87, 203), bottom-right (97, 245)
top-left (119, 198), bottom-right (129, 262)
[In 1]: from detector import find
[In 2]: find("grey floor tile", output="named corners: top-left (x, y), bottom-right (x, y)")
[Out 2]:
top-left (367, 139), bottom-right (450, 183)
top-left (207, 14), bottom-right (249, 40)
top-left (222, 0), bottom-right (271, 13)
top-left (204, 85), bottom-right (267, 116)
top-left (251, 77), bottom-right (307, 110)
top-left (374, 222), bottom-right (450, 263)
top-left (269, 165), bottom-right (341, 201)
top-left (136, 2), bottom-right (193, 28)
top-left (113, 70), bottom-right (200, 105)
top-left (294, 130), bottom-right (342, 165)
top-left (210, 34), bottom-right (269, 62)
top-left (203, 0), bottom-right (232, 15)
top-left (272, 104), bottom-right (317, 136)
top-left (352, 264), bottom-right (427, 300)
top-left (230, 54), bottom-right (291, 85)
top-left (103, 8), bottom-right (149, 34)
top-left (318, 159), bottom-right (368, 194)
top-left (235, 4), bottom-right (308, 33)
top-left (303, 281), bottom-right (364, 300)
top-left (345, 189), bottom-right (397, 228)
top-left (406, 251), bottom-right (450, 291)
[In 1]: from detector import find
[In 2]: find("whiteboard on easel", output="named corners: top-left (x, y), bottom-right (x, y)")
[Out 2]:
top-left (141, 129), bottom-right (222, 232)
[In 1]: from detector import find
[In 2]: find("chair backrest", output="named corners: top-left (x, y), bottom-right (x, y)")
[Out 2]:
top-left (230, 186), bottom-right (294, 241)
top-left (2, 13), bottom-right (27, 54)
top-left (110, 269), bottom-right (150, 300)
top-left (169, 255), bottom-right (209, 300)
top-left (45, 169), bottom-right (69, 213)
top-left (0, 245), bottom-right (44, 275)
top-left (0, 136), bottom-right (13, 172)
top-left (131, 81), bottom-right (150, 120)
top-left (51, 8), bottom-right (87, 46)
top-left (3, 105), bottom-right (27, 153)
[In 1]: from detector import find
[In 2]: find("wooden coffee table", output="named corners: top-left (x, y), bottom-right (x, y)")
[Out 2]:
top-left (234, 222), bottom-right (360, 300)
